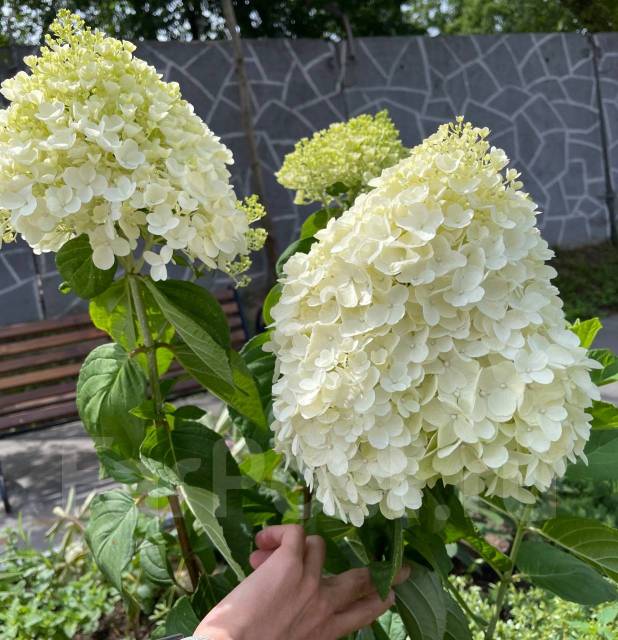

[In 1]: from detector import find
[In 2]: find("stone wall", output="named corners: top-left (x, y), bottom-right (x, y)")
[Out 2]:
top-left (1, 33), bottom-right (617, 325)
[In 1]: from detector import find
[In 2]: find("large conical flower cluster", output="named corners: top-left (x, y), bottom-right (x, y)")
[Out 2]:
top-left (268, 119), bottom-right (599, 526)
top-left (0, 11), bottom-right (265, 282)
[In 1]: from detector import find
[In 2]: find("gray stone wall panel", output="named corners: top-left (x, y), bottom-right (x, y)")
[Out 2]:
top-left (0, 32), bottom-right (617, 325)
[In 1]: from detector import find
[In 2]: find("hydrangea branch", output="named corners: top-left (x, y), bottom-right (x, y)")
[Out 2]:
top-left (127, 270), bottom-right (200, 590)
top-left (484, 504), bottom-right (532, 640)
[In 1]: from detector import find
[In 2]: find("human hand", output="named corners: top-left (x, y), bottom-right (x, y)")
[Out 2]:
top-left (194, 524), bottom-right (410, 640)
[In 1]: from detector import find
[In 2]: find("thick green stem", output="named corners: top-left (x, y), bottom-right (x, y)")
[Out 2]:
top-left (127, 275), bottom-right (164, 425)
top-left (302, 483), bottom-right (312, 523)
top-left (127, 274), bottom-right (200, 591)
top-left (484, 505), bottom-right (532, 640)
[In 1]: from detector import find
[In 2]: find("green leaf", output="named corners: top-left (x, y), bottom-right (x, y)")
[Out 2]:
top-left (395, 563), bottom-right (447, 640)
top-left (97, 449), bottom-right (144, 484)
top-left (140, 418), bottom-right (250, 579)
top-left (175, 343), bottom-right (267, 431)
top-left (326, 180), bottom-right (349, 197)
top-left (539, 517), bottom-right (618, 582)
top-left (376, 610), bottom-right (407, 640)
top-left (56, 234), bottom-right (117, 299)
top-left (263, 284), bottom-right (282, 325)
top-left (517, 540), bottom-right (617, 605)
top-left (154, 280), bottom-right (230, 348)
top-left (444, 593), bottom-right (472, 640)
top-left (567, 430), bottom-right (618, 481)
top-left (89, 279), bottom-right (174, 376)
top-left (589, 348), bottom-right (618, 386)
top-left (139, 533), bottom-right (173, 585)
top-left (144, 279), bottom-right (233, 388)
top-left (239, 450), bottom-right (282, 484)
top-left (164, 595), bottom-right (200, 636)
top-left (589, 400), bottom-right (618, 430)
top-left (77, 343), bottom-right (147, 458)
top-left (229, 333), bottom-right (274, 445)
top-left (300, 206), bottom-right (341, 239)
top-left (275, 236), bottom-right (317, 277)
top-left (370, 517), bottom-right (404, 600)
top-left (405, 528), bottom-right (453, 580)
top-left (419, 484), bottom-right (512, 575)
top-left (191, 571), bottom-right (237, 617)
top-left (182, 484), bottom-right (245, 581)
top-left (570, 317), bottom-right (603, 349)
top-left (85, 490), bottom-right (138, 591)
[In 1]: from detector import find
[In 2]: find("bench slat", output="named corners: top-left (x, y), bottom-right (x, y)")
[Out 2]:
top-left (0, 362), bottom-right (83, 392)
top-left (0, 399), bottom-right (80, 432)
top-left (0, 381), bottom-right (76, 414)
top-left (0, 287), bottom-right (247, 435)
top-left (0, 314), bottom-right (91, 341)
top-left (0, 338), bottom-right (106, 375)
top-left (0, 327), bottom-right (104, 357)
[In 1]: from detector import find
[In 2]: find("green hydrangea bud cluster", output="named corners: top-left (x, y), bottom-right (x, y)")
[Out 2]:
top-left (276, 110), bottom-right (407, 207)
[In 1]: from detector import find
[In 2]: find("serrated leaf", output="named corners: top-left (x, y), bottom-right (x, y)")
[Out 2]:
top-left (567, 430), bottom-right (618, 481)
top-left (56, 234), bottom-right (116, 299)
top-left (517, 540), bottom-right (617, 605)
top-left (239, 450), bottom-right (282, 483)
top-left (376, 610), bottom-right (407, 640)
top-left (140, 418), bottom-right (250, 578)
top-left (589, 348), bottom-right (618, 386)
top-left (164, 595), bottom-right (200, 636)
top-left (154, 280), bottom-right (230, 348)
top-left (228, 332), bottom-right (274, 446)
top-left (405, 528), bottom-right (453, 579)
top-left (570, 317), bottom-right (603, 349)
top-left (589, 400), bottom-right (618, 430)
top-left (191, 571), bottom-right (237, 617)
top-left (395, 564), bottom-right (447, 640)
top-left (144, 279), bottom-right (233, 388)
top-left (97, 449), bottom-right (144, 484)
top-left (444, 593), bottom-right (472, 640)
top-left (85, 490), bottom-right (138, 591)
top-left (89, 279), bottom-right (174, 376)
top-left (370, 517), bottom-right (404, 600)
top-left (175, 343), bottom-right (267, 431)
top-left (140, 533), bottom-right (173, 585)
top-left (182, 484), bottom-right (245, 581)
top-left (419, 484), bottom-right (512, 575)
top-left (539, 517), bottom-right (618, 582)
top-left (77, 343), bottom-right (147, 458)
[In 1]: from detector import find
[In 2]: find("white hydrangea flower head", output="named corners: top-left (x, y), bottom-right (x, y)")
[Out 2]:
top-left (0, 11), bottom-right (265, 283)
top-left (276, 110), bottom-right (407, 206)
top-left (268, 118), bottom-right (600, 526)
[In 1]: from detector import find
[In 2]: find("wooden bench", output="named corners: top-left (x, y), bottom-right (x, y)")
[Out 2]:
top-left (0, 287), bottom-right (249, 512)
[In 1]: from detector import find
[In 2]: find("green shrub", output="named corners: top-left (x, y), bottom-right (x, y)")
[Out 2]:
top-left (552, 243), bottom-right (618, 322)
top-left (0, 524), bottom-right (119, 640)
top-left (453, 576), bottom-right (618, 640)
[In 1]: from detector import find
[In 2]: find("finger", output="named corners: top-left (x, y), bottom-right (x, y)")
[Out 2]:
top-left (331, 590), bottom-right (396, 637)
top-left (303, 535), bottom-right (326, 581)
top-left (255, 524), bottom-right (305, 557)
top-left (249, 549), bottom-right (274, 570)
top-left (393, 565), bottom-right (411, 586)
top-left (323, 567), bottom-right (375, 610)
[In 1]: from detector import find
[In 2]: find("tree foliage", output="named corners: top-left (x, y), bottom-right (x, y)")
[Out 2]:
top-left (2, 0), bottom-right (617, 44)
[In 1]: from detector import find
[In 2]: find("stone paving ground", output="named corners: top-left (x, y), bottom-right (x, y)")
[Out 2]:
top-left (0, 394), bottom-right (220, 548)
top-left (1, 319), bottom-right (618, 548)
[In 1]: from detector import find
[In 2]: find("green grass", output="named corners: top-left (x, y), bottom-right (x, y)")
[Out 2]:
top-left (551, 242), bottom-right (618, 322)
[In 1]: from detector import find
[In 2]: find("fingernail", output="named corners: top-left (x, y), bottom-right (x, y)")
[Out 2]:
top-left (387, 590), bottom-right (396, 605)
top-left (401, 565), bottom-right (411, 580)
